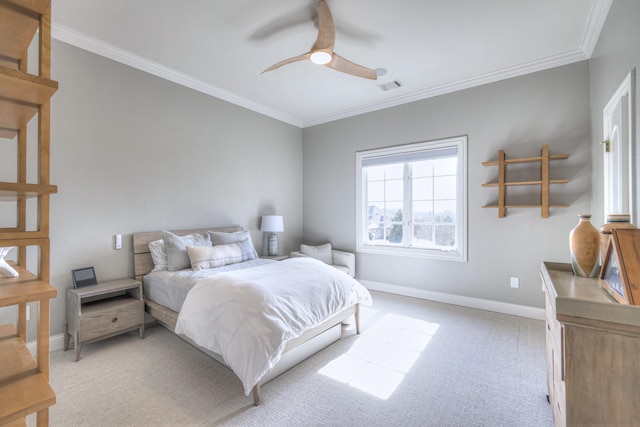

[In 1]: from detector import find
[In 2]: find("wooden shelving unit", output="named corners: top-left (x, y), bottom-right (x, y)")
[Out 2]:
top-left (0, 0), bottom-right (58, 425)
top-left (482, 145), bottom-right (569, 218)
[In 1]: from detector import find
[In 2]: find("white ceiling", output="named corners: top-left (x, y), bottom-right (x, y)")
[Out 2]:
top-left (51, 0), bottom-right (611, 128)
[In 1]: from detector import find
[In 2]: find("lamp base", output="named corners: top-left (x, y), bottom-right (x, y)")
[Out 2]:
top-left (267, 233), bottom-right (278, 256)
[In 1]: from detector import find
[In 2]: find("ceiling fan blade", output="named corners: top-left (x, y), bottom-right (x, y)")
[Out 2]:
top-left (328, 52), bottom-right (377, 80)
top-left (313, 0), bottom-right (335, 52)
top-left (249, 6), bottom-right (314, 41)
top-left (262, 53), bottom-right (310, 74)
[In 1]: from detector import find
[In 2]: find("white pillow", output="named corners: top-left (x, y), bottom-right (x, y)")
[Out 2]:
top-left (187, 239), bottom-right (256, 270)
top-left (300, 243), bottom-right (333, 265)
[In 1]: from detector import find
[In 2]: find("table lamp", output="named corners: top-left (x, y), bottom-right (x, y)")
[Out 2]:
top-left (260, 215), bottom-right (284, 256)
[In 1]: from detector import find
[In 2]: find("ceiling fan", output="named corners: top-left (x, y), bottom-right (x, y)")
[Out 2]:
top-left (261, 0), bottom-right (377, 80)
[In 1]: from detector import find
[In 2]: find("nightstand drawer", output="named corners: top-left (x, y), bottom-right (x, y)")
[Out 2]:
top-left (79, 297), bottom-right (143, 342)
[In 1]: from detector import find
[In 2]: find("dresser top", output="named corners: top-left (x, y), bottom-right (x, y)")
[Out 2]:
top-left (542, 261), bottom-right (640, 328)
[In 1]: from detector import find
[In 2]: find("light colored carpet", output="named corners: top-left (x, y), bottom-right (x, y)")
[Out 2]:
top-left (29, 291), bottom-right (553, 426)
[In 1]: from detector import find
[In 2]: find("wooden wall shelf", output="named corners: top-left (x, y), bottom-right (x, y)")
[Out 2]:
top-left (0, 0), bottom-right (57, 424)
top-left (482, 144), bottom-right (569, 218)
top-left (0, 66), bottom-right (58, 105)
top-left (0, 182), bottom-right (58, 201)
top-left (0, 98), bottom-right (39, 132)
top-left (0, 0), bottom-right (49, 65)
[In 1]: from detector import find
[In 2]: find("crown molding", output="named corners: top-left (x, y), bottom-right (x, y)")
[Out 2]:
top-left (53, 0), bottom-right (611, 130)
top-left (51, 24), bottom-right (303, 128)
top-left (303, 49), bottom-right (589, 127)
top-left (581, 0), bottom-right (613, 57)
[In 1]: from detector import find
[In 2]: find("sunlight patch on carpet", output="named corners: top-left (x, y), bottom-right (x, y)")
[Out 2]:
top-left (318, 311), bottom-right (439, 399)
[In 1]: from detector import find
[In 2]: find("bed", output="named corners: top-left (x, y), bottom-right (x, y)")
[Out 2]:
top-left (132, 226), bottom-right (371, 405)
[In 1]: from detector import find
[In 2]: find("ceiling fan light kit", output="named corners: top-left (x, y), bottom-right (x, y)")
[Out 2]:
top-left (262, 0), bottom-right (378, 80)
top-left (310, 51), bottom-right (332, 65)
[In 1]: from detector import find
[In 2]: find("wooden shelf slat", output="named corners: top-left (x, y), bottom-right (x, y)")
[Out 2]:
top-left (0, 182), bottom-right (58, 201)
top-left (0, 373), bottom-right (55, 425)
top-left (0, 335), bottom-right (37, 383)
top-left (0, 98), bottom-right (39, 132)
top-left (0, 1), bottom-right (41, 64)
top-left (0, 66), bottom-right (58, 106)
top-left (0, 0), bottom-right (52, 63)
top-left (482, 179), bottom-right (570, 187)
top-left (0, 317), bottom-right (54, 425)
top-left (0, 263), bottom-right (56, 307)
top-left (482, 154), bottom-right (569, 166)
top-left (2, 0), bottom-right (51, 15)
top-left (482, 204), bottom-right (570, 209)
top-left (0, 230), bottom-right (49, 240)
top-left (0, 279), bottom-right (57, 307)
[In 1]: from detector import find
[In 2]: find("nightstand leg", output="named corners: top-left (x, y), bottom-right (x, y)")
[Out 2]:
top-left (64, 324), bottom-right (70, 351)
top-left (139, 324), bottom-right (145, 339)
top-left (74, 332), bottom-right (82, 362)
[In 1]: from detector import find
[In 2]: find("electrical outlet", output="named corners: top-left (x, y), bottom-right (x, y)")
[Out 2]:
top-left (510, 277), bottom-right (520, 288)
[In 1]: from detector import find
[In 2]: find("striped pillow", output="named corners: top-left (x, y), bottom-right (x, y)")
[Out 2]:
top-left (186, 238), bottom-right (255, 270)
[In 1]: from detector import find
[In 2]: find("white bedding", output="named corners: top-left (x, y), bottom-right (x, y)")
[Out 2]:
top-left (143, 258), bottom-right (274, 313)
top-left (174, 257), bottom-right (372, 395)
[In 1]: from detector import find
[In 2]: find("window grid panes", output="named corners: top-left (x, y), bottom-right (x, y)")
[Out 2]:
top-left (357, 137), bottom-right (467, 261)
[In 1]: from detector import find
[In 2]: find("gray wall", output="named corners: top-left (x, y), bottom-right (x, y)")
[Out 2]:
top-left (589, 0), bottom-right (640, 226)
top-left (8, 4), bottom-right (637, 337)
top-left (0, 41), bottom-right (303, 337)
top-left (302, 61), bottom-right (592, 309)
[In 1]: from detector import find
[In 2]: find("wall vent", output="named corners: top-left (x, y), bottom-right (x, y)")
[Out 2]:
top-left (378, 80), bottom-right (403, 91)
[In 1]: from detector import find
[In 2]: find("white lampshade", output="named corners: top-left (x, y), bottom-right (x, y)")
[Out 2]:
top-left (260, 215), bottom-right (284, 233)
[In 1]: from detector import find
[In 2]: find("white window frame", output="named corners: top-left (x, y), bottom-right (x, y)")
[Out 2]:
top-left (356, 136), bottom-right (467, 262)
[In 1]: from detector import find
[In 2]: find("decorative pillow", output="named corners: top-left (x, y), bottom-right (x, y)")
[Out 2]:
top-left (163, 230), bottom-right (212, 271)
top-left (208, 230), bottom-right (258, 258)
top-left (300, 243), bottom-right (333, 265)
top-left (187, 238), bottom-right (256, 270)
top-left (148, 239), bottom-right (168, 271)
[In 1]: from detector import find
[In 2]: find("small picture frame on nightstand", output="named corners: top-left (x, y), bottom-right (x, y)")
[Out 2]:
top-left (71, 267), bottom-right (97, 288)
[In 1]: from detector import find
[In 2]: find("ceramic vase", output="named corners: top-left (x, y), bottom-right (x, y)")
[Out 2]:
top-left (569, 214), bottom-right (600, 277)
top-left (600, 214), bottom-right (636, 264)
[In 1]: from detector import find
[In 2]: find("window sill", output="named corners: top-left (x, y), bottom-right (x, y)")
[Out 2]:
top-left (357, 244), bottom-right (467, 262)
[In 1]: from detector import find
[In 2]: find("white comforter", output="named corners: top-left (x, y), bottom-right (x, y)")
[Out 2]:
top-left (174, 257), bottom-right (372, 395)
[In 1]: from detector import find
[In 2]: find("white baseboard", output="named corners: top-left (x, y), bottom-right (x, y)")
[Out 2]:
top-left (26, 333), bottom-right (66, 357)
top-left (360, 279), bottom-right (545, 321)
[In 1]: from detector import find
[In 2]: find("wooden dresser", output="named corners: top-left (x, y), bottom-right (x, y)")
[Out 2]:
top-left (541, 262), bottom-right (640, 426)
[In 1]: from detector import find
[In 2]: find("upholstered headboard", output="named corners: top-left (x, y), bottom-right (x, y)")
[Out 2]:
top-left (132, 226), bottom-right (244, 281)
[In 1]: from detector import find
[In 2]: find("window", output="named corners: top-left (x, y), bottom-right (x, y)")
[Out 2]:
top-left (356, 136), bottom-right (467, 261)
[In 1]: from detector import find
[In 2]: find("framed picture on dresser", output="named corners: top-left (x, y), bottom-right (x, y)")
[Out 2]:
top-left (599, 228), bottom-right (640, 304)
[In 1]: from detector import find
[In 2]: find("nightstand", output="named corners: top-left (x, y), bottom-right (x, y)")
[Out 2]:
top-left (65, 278), bottom-right (144, 361)
top-left (260, 255), bottom-right (288, 261)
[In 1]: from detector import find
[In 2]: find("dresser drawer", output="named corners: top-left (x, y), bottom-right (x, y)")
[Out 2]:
top-left (79, 297), bottom-right (143, 342)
